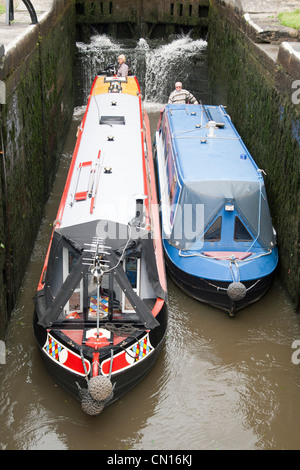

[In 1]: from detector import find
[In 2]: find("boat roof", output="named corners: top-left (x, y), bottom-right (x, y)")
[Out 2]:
top-left (58, 76), bottom-right (147, 236)
top-left (165, 104), bottom-right (262, 185)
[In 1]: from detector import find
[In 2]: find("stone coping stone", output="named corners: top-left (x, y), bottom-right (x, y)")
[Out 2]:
top-left (277, 41), bottom-right (300, 80)
top-left (225, 0), bottom-right (300, 15)
top-left (243, 12), bottom-right (300, 43)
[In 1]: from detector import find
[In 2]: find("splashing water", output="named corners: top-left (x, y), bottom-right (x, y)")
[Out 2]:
top-left (143, 35), bottom-right (207, 103)
top-left (76, 34), bottom-right (208, 106)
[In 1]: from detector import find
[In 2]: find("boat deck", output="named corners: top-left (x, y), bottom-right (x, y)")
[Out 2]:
top-left (58, 76), bottom-right (148, 232)
top-left (166, 104), bottom-right (262, 185)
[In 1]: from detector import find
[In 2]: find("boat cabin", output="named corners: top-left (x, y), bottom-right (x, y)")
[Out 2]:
top-left (157, 104), bottom-right (276, 256)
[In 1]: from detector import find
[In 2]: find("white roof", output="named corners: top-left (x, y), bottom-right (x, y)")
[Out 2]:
top-left (60, 90), bottom-right (146, 230)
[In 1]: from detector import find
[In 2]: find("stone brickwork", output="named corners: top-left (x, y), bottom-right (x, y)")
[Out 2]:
top-left (0, 0), bottom-right (299, 340)
top-left (208, 0), bottom-right (300, 310)
top-left (75, 0), bottom-right (209, 38)
top-left (0, 0), bottom-right (76, 339)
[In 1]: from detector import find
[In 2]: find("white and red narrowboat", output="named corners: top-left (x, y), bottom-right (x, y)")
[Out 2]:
top-left (34, 72), bottom-right (168, 415)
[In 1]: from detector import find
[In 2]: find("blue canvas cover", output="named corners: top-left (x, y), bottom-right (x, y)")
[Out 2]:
top-left (162, 104), bottom-right (276, 251)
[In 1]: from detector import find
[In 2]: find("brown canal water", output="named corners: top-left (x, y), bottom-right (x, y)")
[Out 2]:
top-left (0, 104), bottom-right (300, 451)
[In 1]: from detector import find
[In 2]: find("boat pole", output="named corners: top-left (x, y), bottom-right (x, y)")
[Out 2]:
top-left (96, 275), bottom-right (100, 338)
top-left (5, 0), bottom-right (13, 25)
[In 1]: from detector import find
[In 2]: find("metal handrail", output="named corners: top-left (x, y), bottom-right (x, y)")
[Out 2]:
top-left (22, 0), bottom-right (38, 24)
top-left (5, 0), bottom-right (38, 25)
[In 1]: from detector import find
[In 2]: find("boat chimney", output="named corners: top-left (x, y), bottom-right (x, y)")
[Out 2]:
top-left (207, 120), bottom-right (216, 137)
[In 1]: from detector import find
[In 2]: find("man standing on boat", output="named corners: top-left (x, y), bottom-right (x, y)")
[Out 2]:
top-left (117, 54), bottom-right (129, 77)
top-left (168, 82), bottom-right (198, 104)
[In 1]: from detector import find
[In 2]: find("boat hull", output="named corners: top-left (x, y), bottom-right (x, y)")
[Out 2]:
top-left (33, 304), bottom-right (168, 405)
top-left (164, 252), bottom-right (275, 314)
top-left (155, 103), bottom-right (278, 315)
top-left (33, 75), bottom-right (168, 415)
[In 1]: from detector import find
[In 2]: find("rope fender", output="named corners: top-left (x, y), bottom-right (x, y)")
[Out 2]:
top-left (227, 258), bottom-right (247, 301)
top-left (78, 349), bottom-right (115, 416)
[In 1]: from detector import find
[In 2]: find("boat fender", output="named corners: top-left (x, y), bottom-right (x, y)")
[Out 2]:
top-left (80, 388), bottom-right (105, 416)
top-left (77, 378), bottom-right (114, 416)
top-left (227, 282), bottom-right (247, 301)
top-left (88, 375), bottom-right (113, 402)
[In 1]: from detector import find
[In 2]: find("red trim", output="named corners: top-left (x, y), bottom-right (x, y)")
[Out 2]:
top-left (61, 329), bottom-right (83, 345)
top-left (144, 110), bottom-right (158, 207)
top-left (56, 132), bottom-right (82, 221)
top-left (156, 107), bottom-right (165, 131)
top-left (100, 333), bottom-right (153, 376)
top-left (151, 298), bottom-right (165, 316)
top-left (74, 162), bottom-right (93, 201)
top-left (37, 78), bottom-right (99, 291)
top-left (89, 197), bottom-right (95, 214)
top-left (80, 161), bottom-right (92, 167)
top-left (90, 150), bottom-right (101, 214)
top-left (92, 352), bottom-right (100, 377)
top-left (203, 251), bottom-right (252, 260)
top-left (75, 191), bottom-right (88, 201)
top-left (144, 110), bottom-right (167, 296)
top-left (138, 97), bottom-right (149, 217)
top-left (44, 332), bottom-right (90, 376)
top-left (56, 79), bottom-right (96, 225)
top-left (134, 76), bottom-right (141, 95)
top-left (86, 334), bottom-right (110, 349)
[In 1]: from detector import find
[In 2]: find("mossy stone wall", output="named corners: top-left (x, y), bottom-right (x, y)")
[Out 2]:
top-left (75, 0), bottom-right (209, 38)
top-left (208, 0), bottom-right (300, 309)
top-left (0, 1), bottom-right (76, 339)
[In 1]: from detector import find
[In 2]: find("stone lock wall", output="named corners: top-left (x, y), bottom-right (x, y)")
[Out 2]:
top-left (0, 0), bottom-right (299, 341)
top-left (75, 0), bottom-right (209, 39)
top-left (0, 0), bottom-right (76, 339)
top-left (208, 0), bottom-right (300, 309)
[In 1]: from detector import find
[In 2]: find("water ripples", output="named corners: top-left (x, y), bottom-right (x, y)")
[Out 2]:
top-left (1, 62), bottom-right (300, 448)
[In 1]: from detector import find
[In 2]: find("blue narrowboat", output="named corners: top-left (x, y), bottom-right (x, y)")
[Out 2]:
top-left (155, 103), bottom-right (278, 315)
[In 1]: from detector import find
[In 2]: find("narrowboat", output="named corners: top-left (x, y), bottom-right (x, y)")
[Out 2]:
top-left (155, 103), bottom-right (278, 315)
top-left (34, 72), bottom-right (168, 415)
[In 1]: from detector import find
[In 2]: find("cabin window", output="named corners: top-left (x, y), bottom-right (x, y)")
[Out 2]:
top-left (234, 217), bottom-right (253, 241)
top-left (167, 151), bottom-right (174, 191)
top-left (164, 141), bottom-right (170, 163)
top-left (122, 257), bottom-right (140, 313)
top-left (203, 216), bottom-right (222, 241)
top-left (169, 173), bottom-right (177, 205)
top-left (87, 272), bottom-right (115, 320)
top-left (48, 244), bottom-right (63, 298)
top-left (62, 247), bottom-right (83, 318)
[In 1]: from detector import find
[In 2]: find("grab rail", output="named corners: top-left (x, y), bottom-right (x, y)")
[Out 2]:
top-left (5, 0), bottom-right (38, 25)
